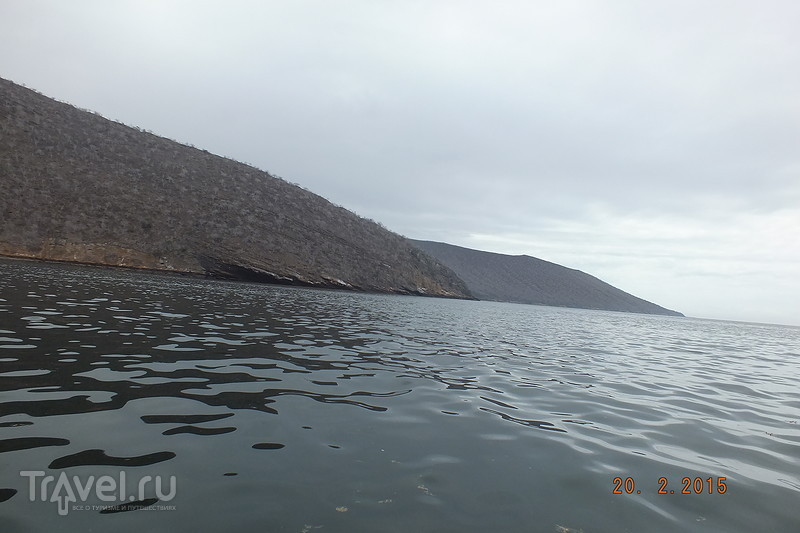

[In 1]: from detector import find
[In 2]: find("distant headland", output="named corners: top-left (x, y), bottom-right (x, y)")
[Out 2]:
top-left (411, 240), bottom-right (683, 317)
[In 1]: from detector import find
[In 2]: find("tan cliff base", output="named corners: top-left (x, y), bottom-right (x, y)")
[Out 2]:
top-left (0, 240), bottom-right (198, 274)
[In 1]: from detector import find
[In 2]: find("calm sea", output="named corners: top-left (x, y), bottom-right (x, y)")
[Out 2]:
top-left (1, 258), bottom-right (798, 532)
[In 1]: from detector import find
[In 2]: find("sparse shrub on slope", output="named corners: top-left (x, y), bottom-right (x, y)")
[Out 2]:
top-left (0, 77), bottom-right (470, 299)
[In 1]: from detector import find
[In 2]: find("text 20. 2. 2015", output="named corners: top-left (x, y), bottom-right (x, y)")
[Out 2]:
top-left (612, 476), bottom-right (727, 494)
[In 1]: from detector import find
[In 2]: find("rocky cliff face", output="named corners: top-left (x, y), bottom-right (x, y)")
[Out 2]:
top-left (411, 240), bottom-right (683, 316)
top-left (0, 78), bottom-right (470, 298)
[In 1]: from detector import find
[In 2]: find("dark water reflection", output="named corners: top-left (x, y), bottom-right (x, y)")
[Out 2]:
top-left (1, 259), bottom-right (799, 532)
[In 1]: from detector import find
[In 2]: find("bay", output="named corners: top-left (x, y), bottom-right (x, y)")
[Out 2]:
top-left (0, 258), bottom-right (798, 532)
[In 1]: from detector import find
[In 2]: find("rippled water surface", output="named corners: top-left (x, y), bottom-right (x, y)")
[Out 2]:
top-left (1, 258), bottom-right (799, 532)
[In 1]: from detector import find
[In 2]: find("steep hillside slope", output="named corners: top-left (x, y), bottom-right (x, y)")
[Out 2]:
top-left (411, 240), bottom-right (683, 316)
top-left (0, 78), bottom-right (470, 298)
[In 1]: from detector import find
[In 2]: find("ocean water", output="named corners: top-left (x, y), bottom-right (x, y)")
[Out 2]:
top-left (0, 258), bottom-right (798, 532)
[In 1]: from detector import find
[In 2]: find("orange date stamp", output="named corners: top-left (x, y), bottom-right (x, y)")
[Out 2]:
top-left (612, 476), bottom-right (727, 494)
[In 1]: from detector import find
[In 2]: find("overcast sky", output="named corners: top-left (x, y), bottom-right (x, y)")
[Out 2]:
top-left (1, 1), bottom-right (798, 325)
